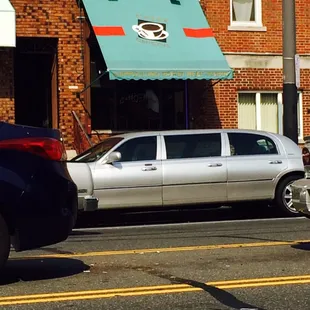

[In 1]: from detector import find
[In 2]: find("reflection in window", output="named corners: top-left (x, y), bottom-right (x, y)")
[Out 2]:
top-left (89, 79), bottom-right (186, 132)
top-left (164, 134), bottom-right (221, 159)
top-left (117, 85), bottom-right (160, 131)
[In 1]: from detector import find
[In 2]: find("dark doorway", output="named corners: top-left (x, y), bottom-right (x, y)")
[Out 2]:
top-left (14, 38), bottom-right (58, 128)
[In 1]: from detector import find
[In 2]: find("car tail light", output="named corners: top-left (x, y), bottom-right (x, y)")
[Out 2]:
top-left (0, 137), bottom-right (67, 161)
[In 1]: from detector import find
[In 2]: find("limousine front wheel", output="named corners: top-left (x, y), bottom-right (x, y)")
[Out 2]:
top-left (0, 213), bottom-right (10, 270)
top-left (275, 175), bottom-right (302, 216)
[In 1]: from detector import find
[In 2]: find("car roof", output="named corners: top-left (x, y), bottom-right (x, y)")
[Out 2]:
top-left (110, 129), bottom-right (284, 140)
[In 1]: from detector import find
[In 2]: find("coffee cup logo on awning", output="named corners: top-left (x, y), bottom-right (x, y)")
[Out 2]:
top-left (132, 20), bottom-right (169, 43)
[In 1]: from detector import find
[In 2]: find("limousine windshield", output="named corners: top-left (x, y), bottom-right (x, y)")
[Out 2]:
top-left (71, 137), bottom-right (124, 163)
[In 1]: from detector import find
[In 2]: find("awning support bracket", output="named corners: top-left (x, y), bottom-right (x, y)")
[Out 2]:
top-left (77, 70), bottom-right (109, 98)
top-left (75, 70), bottom-right (109, 127)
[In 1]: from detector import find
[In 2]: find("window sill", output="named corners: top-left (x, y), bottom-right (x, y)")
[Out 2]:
top-left (228, 25), bottom-right (267, 32)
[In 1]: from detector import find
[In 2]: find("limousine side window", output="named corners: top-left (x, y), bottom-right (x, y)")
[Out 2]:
top-left (164, 134), bottom-right (221, 159)
top-left (228, 133), bottom-right (278, 156)
top-left (115, 136), bottom-right (157, 162)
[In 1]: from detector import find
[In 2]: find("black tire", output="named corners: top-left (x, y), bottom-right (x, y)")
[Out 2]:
top-left (275, 175), bottom-right (303, 216)
top-left (301, 213), bottom-right (310, 219)
top-left (0, 213), bottom-right (10, 270)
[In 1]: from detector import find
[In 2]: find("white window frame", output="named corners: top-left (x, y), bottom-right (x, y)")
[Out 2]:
top-left (229, 0), bottom-right (266, 32)
top-left (238, 91), bottom-right (303, 143)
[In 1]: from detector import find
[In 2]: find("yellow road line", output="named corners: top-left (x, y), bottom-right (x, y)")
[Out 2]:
top-left (1, 274), bottom-right (310, 306)
top-left (11, 239), bottom-right (310, 260)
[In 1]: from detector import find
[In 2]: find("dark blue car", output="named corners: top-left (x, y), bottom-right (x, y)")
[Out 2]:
top-left (0, 122), bottom-right (78, 269)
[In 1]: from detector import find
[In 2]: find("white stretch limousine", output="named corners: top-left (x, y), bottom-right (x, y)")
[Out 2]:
top-left (68, 129), bottom-right (305, 216)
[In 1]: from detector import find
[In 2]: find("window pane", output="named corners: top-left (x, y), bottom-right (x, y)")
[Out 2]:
top-left (261, 93), bottom-right (278, 133)
top-left (164, 134), bottom-right (221, 159)
top-left (115, 137), bottom-right (157, 162)
top-left (232, 0), bottom-right (255, 22)
top-left (228, 133), bottom-right (278, 156)
top-left (238, 93), bottom-right (256, 130)
top-left (162, 89), bottom-right (185, 130)
top-left (91, 88), bottom-right (114, 130)
top-left (117, 85), bottom-right (160, 131)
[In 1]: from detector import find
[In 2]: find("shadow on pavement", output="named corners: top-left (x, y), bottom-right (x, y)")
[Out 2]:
top-left (132, 266), bottom-right (264, 310)
top-left (0, 258), bottom-right (89, 285)
top-left (291, 242), bottom-right (310, 251)
top-left (70, 230), bottom-right (102, 236)
top-left (186, 279), bottom-right (264, 310)
top-left (75, 205), bottom-right (286, 229)
top-left (181, 280), bottom-right (264, 310)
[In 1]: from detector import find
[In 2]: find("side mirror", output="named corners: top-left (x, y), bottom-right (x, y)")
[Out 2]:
top-left (105, 151), bottom-right (121, 164)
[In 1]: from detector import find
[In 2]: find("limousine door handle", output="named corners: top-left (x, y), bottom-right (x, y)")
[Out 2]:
top-left (208, 163), bottom-right (223, 167)
top-left (269, 160), bottom-right (282, 164)
top-left (142, 166), bottom-right (157, 171)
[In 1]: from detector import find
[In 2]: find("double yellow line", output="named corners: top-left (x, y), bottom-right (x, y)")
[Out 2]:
top-left (1, 275), bottom-right (310, 306)
top-left (13, 239), bottom-right (310, 259)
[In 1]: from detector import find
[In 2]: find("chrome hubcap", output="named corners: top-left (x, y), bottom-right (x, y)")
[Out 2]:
top-left (282, 182), bottom-right (297, 213)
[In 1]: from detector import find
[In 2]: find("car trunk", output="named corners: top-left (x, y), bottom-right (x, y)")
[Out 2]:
top-left (0, 122), bottom-right (61, 140)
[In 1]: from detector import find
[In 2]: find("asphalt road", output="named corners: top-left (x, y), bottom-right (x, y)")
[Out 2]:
top-left (1, 211), bottom-right (310, 309)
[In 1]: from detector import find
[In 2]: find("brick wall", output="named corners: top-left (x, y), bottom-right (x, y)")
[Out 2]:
top-left (1, 0), bottom-right (309, 148)
top-left (202, 0), bottom-right (283, 53)
top-left (203, 0), bottom-right (310, 55)
top-left (0, 49), bottom-right (14, 123)
top-left (198, 0), bottom-right (310, 139)
top-left (0, 0), bottom-right (87, 148)
top-left (208, 68), bottom-right (283, 129)
top-left (190, 67), bottom-right (310, 139)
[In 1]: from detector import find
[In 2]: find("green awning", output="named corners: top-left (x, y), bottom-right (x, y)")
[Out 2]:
top-left (82, 0), bottom-right (233, 81)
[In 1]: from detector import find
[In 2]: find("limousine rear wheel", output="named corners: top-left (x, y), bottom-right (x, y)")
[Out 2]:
top-left (0, 213), bottom-right (10, 270)
top-left (275, 175), bottom-right (302, 216)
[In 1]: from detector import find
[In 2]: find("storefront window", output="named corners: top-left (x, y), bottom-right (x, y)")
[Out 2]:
top-left (90, 79), bottom-right (186, 132)
top-left (162, 88), bottom-right (185, 130)
top-left (91, 88), bottom-right (114, 130)
top-left (116, 82), bottom-right (160, 131)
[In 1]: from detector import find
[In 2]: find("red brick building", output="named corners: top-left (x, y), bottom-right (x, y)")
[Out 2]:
top-left (0, 0), bottom-right (87, 157)
top-left (202, 0), bottom-right (309, 145)
top-left (0, 0), bottom-right (308, 157)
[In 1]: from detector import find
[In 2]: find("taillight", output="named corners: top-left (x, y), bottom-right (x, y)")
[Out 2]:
top-left (0, 137), bottom-right (67, 161)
